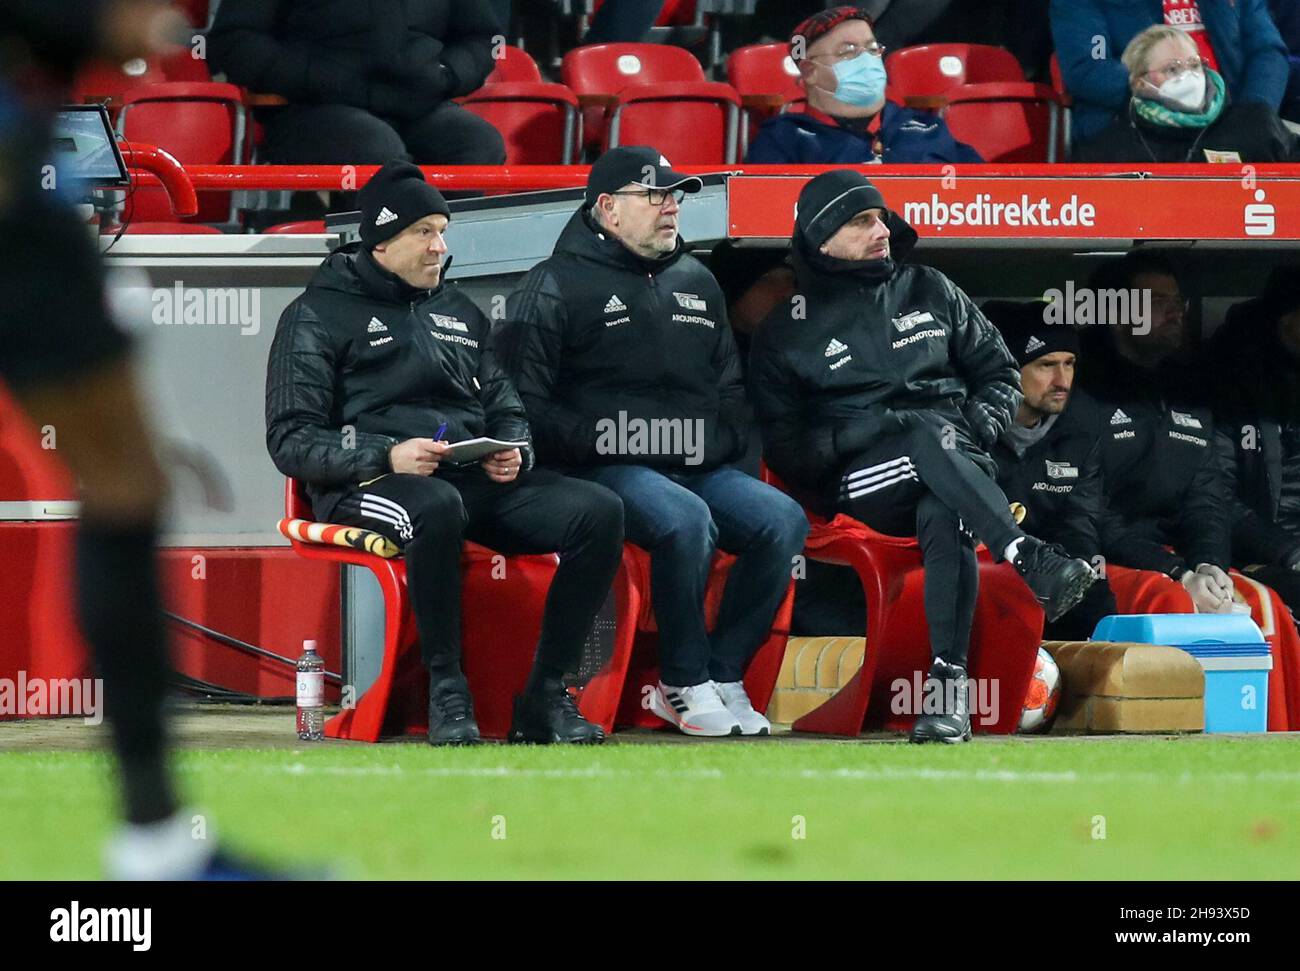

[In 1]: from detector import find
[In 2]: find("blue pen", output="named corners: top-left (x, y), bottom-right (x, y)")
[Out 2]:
top-left (434, 422), bottom-right (447, 441)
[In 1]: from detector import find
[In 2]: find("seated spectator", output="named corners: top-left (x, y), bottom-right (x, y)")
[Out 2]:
top-left (207, 0), bottom-right (507, 168)
top-left (745, 5), bottom-right (982, 164)
top-left (1271, 0), bottom-right (1300, 123)
top-left (1074, 25), bottom-right (1299, 162)
top-left (1051, 0), bottom-right (1289, 145)
top-left (1209, 267), bottom-right (1300, 616)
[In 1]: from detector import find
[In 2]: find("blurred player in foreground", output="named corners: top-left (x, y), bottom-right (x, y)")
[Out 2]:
top-left (0, 0), bottom-right (278, 878)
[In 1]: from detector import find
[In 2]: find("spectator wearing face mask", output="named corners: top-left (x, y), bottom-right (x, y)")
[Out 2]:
top-left (1051, 0), bottom-right (1289, 146)
top-left (744, 5), bottom-right (982, 164)
top-left (1075, 25), bottom-right (1299, 162)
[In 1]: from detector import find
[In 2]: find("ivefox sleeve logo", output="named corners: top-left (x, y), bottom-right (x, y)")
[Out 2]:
top-left (50, 902), bottom-right (151, 951)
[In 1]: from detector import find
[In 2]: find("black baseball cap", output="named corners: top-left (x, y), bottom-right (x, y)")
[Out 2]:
top-left (584, 146), bottom-right (704, 207)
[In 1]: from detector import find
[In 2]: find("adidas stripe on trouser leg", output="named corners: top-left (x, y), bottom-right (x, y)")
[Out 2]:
top-left (835, 440), bottom-right (979, 666)
top-left (330, 469), bottom-right (625, 676)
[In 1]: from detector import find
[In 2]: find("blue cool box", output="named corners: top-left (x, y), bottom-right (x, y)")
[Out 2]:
top-left (1091, 614), bottom-right (1272, 733)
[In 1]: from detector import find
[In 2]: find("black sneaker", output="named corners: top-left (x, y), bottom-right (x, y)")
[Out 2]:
top-left (1012, 537), bottom-right (1097, 623)
top-left (909, 658), bottom-right (973, 744)
top-left (427, 675), bottom-right (480, 746)
top-left (508, 681), bottom-right (605, 745)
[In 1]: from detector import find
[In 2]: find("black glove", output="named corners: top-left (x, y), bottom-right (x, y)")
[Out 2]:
top-left (962, 400), bottom-right (1004, 451)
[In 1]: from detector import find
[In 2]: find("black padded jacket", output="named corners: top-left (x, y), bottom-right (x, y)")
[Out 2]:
top-left (265, 244), bottom-right (531, 521)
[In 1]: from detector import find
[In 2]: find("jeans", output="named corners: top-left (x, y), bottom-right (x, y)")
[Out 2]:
top-left (568, 464), bottom-right (809, 686)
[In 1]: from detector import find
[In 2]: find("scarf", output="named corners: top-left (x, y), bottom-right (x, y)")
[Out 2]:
top-left (1132, 68), bottom-right (1226, 129)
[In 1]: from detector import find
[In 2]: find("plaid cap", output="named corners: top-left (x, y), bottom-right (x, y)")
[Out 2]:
top-left (790, 5), bottom-right (875, 60)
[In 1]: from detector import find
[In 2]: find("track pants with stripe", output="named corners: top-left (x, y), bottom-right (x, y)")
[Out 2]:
top-left (835, 420), bottom-right (1025, 666)
top-left (332, 470), bottom-right (624, 676)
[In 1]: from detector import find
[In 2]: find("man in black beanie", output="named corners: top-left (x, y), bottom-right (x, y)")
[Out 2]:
top-left (267, 160), bottom-right (626, 746)
top-left (984, 300), bottom-right (1118, 641)
top-left (749, 170), bottom-right (1096, 743)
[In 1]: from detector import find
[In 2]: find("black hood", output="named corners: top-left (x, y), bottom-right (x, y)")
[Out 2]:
top-left (553, 206), bottom-right (687, 276)
top-left (790, 206), bottom-right (919, 288)
top-left (309, 241), bottom-right (449, 305)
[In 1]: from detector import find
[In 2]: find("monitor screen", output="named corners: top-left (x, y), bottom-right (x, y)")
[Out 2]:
top-left (49, 105), bottom-right (129, 188)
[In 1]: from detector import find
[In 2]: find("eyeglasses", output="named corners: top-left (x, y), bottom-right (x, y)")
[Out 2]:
top-left (1151, 294), bottom-right (1189, 315)
top-left (611, 187), bottom-right (686, 207)
top-left (1145, 56), bottom-right (1205, 79)
top-left (809, 41), bottom-right (887, 64)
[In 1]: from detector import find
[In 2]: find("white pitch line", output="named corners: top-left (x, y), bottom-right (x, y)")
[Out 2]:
top-left (168, 763), bottom-right (1300, 785)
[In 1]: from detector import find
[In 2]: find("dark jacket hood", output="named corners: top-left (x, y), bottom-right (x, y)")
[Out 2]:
top-left (790, 207), bottom-right (919, 289)
top-left (309, 242), bottom-right (449, 305)
top-left (553, 206), bottom-right (688, 276)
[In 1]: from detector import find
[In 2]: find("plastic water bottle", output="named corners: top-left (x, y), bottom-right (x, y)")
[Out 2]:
top-left (296, 640), bottom-right (325, 741)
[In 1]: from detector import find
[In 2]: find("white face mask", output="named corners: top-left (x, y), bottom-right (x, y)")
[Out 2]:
top-left (1143, 69), bottom-right (1207, 112)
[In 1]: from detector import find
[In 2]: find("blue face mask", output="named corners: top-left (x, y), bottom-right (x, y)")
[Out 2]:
top-left (830, 51), bottom-right (887, 107)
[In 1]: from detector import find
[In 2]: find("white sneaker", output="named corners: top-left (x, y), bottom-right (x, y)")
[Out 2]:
top-left (651, 681), bottom-right (742, 736)
top-left (713, 680), bottom-right (771, 736)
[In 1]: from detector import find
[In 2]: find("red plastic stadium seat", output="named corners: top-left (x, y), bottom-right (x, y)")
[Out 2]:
top-left (612, 546), bottom-right (794, 730)
top-left (760, 464), bottom-right (1042, 736)
top-left (726, 43), bottom-right (804, 151)
top-left (117, 82), bottom-right (248, 224)
top-left (280, 479), bottom-right (639, 741)
top-left (108, 221), bottom-right (223, 234)
top-left (483, 44), bottom-right (545, 84)
top-left (280, 477), bottom-right (792, 738)
top-left (263, 221), bottom-right (328, 234)
top-left (1049, 53), bottom-right (1073, 158)
top-left (73, 58), bottom-right (168, 109)
top-left (159, 47), bottom-right (213, 84)
top-left (561, 43), bottom-right (741, 163)
top-left (940, 83), bottom-right (1060, 162)
top-left (884, 43), bottom-right (1027, 101)
top-left (462, 48), bottom-right (581, 163)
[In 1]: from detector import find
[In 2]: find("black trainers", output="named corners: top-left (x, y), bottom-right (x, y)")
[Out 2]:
top-left (508, 681), bottom-right (605, 745)
top-left (427, 675), bottom-right (480, 746)
top-left (909, 658), bottom-right (973, 744)
top-left (1012, 537), bottom-right (1097, 623)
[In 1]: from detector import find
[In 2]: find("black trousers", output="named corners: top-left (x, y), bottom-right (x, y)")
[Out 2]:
top-left (261, 101), bottom-right (507, 167)
top-left (332, 470), bottom-right (624, 677)
top-left (834, 417), bottom-right (1024, 665)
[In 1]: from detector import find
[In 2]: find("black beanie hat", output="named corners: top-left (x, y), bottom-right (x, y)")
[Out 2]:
top-left (795, 170), bottom-right (887, 251)
top-left (982, 299), bottom-right (1081, 367)
top-left (358, 160), bottom-right (451, 249)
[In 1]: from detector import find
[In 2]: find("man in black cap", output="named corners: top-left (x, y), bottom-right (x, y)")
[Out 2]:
top-left (499, 146), bottom-right (809, 737)
top-left (749, 170), bottom-right (1096, 744)
top-left (983, 300), bottom-right (1118, 641)
top-left (266, 159), bottom-right (626, 746)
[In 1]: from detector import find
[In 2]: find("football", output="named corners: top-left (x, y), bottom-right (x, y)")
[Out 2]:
top-left (1019, 647), bottom-right (1062, 733)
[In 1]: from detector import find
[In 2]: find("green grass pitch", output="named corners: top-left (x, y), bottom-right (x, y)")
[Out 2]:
top-left (2, 735), bottom-right (1298, 880)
